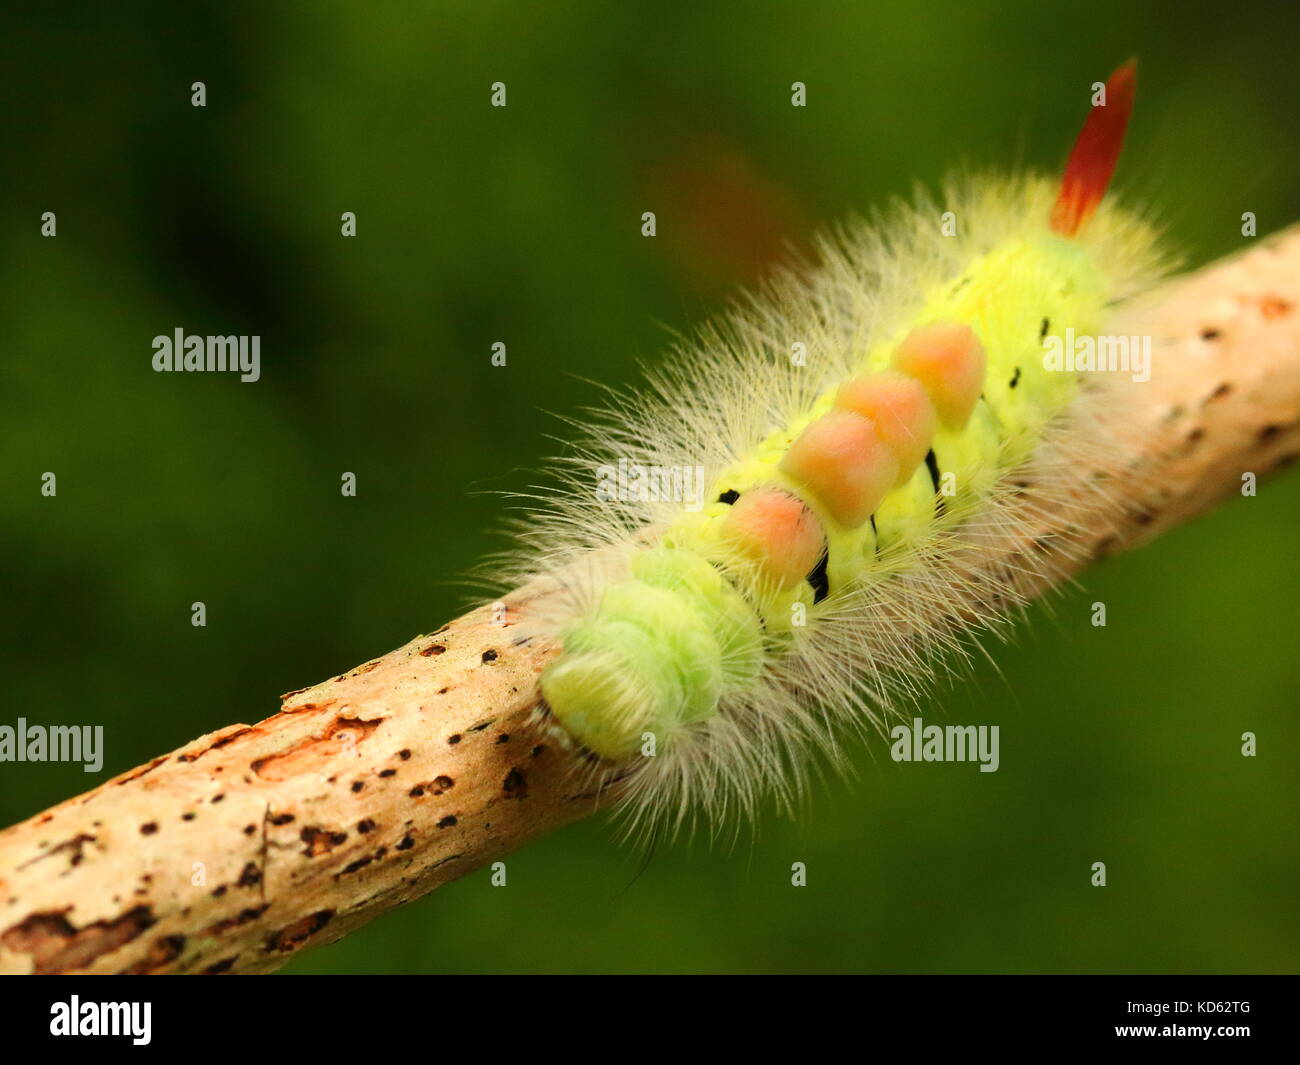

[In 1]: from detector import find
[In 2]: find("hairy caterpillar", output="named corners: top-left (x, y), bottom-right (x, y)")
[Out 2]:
top-left (503, 61), bottom-right (1169, 835)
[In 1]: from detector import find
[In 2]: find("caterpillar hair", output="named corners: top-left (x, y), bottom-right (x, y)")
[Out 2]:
top-left (495, 61), bottom-right (1172, 839)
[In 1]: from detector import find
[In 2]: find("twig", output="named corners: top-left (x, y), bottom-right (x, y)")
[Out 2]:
top-left (1, 228), bottom-right (1297, 975)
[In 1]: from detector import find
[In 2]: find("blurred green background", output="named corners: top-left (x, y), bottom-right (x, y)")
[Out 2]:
top-left (2, 1), bottom-right (1297, 974)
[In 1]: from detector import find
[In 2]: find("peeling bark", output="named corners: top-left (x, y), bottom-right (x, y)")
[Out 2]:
top-left (0, 590), bottom-right (608, 975)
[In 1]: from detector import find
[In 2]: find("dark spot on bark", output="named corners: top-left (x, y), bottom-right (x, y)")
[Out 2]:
top-left (17, 833), bottom-right (96, 870)
top-left (116, 756), bottom-right (168, 783)
top-left (481, 649), bottom-right (498, 663)
top-left (496, 733), bottom-right (511, 744)
top-left (420, 644), bottom-right (446, 657)
top-left (209, 727), bottom-right (256, 751)
top-left (1260, 296), bottom-right (1292, 319)
top-left (396, 834), bottom-right (415, 851)
top-left (140, 822), bottom-right (158, 835)
top-left (266, 910), bottom-right (334, 953)
top-left (1039, 317), bottom-right (1050, 340)
top-left (398, 749), bottom-right (411, 760)
top-left (357, 819), bottom-right (376, 834)
top-left (531, 745), bottom-right (545, 757)
top-left (205, 905), bottom-right (268, 936)
top-left (1009, 366), bottom-right (1021, 389)
top-left (121, 934), bottom-right (186, 975)
top-left (182, 812), bottom-right (196, 821)
top-left (351, 781), bottom-right (365, 792)
top-left (340, 855), bottom-right (374, 876)
top-left (379, 769), bottom-right (396, 778)
top-left (243, 824), bottom-right (256, 836)
top-left (269, 812), bottom-right (295, 826)
top-left (1206, 382), bottom-right (1231, 402)
top-left (300, 826), bottom-right (346, 857)
top-left (1201, 327), bottom-right (1221, 340)
top-left (202, 956), bottom-right (238, 974)
top-left (211, 794), bottom-right (225, 804)
top-left (435, 775), bottom-right (454, 791)
top-left (1259, 423), bottom-right (1284, 444)
top-left (409, 785), bottom-right (426, 797)
top-left (1, 906), bottom-right (156, 975)
top-left (503, 768), bottom-right (528, 797)
top-left (717, 489), bottom-right (740, 505)
top-left (437, 815), bottom-right (458, 829)
top-left (448, 734), bottom-right (461, 745)
top-left (237, 862), bottom-right (262, 888)
top-left (281, 699), bottom-right (336, 716)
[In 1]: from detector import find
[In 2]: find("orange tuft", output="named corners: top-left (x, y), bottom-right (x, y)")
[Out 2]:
top-left (1050, 59), bottom-right (1137, 237)
top-left (780, 411), bottom-right (900, 529)
top-left (721, 487), bottom-right (826, 589)
top-left (891, 321), bottom-right (987, 431)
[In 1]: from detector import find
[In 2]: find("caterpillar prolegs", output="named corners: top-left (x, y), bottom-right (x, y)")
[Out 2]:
top-left (511, 62), bottom-right (1169, 832)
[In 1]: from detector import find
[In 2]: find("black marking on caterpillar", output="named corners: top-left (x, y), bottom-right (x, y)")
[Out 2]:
top-left (924, 449), bottom-right (946, 516)
top-left (806, 548), bottom-right (831, 605)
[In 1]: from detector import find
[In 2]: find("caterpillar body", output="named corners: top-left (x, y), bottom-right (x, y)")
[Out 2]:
top-left (505, 62), bottom-right (1169, 834)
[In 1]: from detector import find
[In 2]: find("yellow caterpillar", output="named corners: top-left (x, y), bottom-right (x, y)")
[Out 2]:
top-left (507, 62), bottom-right (1169, 832)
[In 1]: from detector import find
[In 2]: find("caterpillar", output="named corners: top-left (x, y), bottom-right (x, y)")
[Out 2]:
top-left (502, 61), bottom-right (1170, 835)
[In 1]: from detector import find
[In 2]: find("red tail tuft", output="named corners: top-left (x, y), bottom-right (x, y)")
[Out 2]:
top-left (1050, 59), bottom-right (1137, 237)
